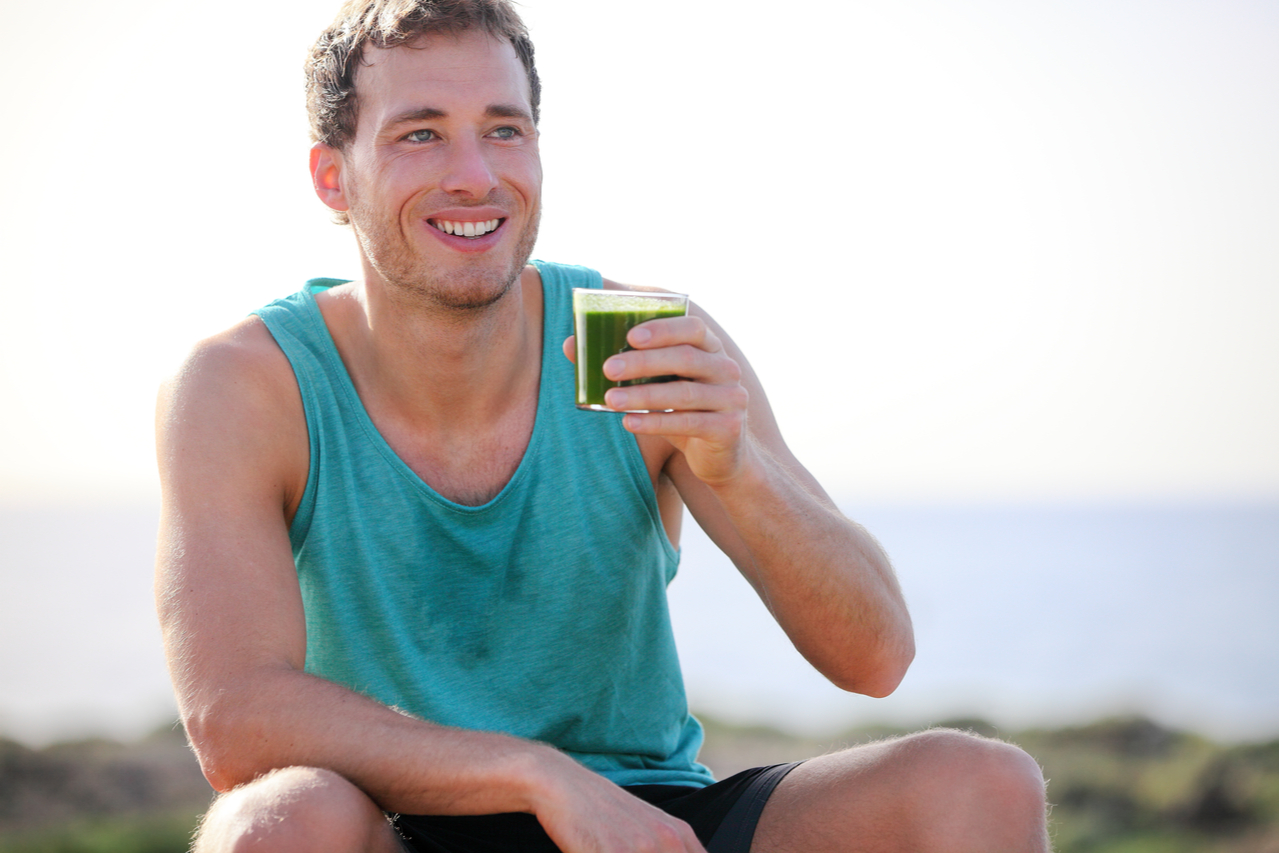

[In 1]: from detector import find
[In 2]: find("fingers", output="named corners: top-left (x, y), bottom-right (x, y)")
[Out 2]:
top-left (537, 774), bottom-right (707, 853)
top-left (605, 382), bottom-right (749, 422)
top-left (566, 316), bottom-right (715, 370)
top-left (558, 813), bottom-right (705, 853)
top-left (604, 346), bottom-right (740, 388)
top-left (619, 406), bottom-right (746, 442)
top-left (625, 314), bottom-right (719, 353)
top-left (600, 315), bottom-right (747, 453)
top-left (602, 315), bottom-right (737, 390)
top-left (601, 322), bottom-right (745, 416)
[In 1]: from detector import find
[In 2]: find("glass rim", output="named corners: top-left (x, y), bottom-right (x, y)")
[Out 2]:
top-left (572, 287), bottom-right (688, 307)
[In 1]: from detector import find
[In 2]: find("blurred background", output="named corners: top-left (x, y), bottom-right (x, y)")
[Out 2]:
top-left (0, 0), bottom-right (1275, 848)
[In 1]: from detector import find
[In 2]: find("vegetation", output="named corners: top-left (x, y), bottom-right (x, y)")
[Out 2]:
top-left (0, 716), bottom-right (1274, 852)
top-left (0, 725), bottom-right (208, 853)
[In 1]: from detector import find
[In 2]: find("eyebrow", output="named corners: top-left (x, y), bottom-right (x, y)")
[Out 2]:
top-left (384, 104), bottom-right (534, 129)
top-left (483, 103), bottom-right (533, 121)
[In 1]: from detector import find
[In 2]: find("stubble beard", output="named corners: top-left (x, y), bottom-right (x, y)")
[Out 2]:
top-left (349, 193), bottom-right (541, 316)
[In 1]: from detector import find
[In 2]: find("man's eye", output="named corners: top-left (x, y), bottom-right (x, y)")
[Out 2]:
top-left (406, 129), bottom-right (437, 143)
top-left (489, 126), bottom-right (520, 140)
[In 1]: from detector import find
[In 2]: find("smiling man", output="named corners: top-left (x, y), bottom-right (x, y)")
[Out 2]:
top-left (153, 2), bottom-right (1050, 852)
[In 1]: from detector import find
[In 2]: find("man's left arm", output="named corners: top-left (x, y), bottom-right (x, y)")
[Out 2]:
top-left (593, 303), bottom-right (915, 698)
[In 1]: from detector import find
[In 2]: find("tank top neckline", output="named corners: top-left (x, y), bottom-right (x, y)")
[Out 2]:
top-left (294, 262), bottom-right (563, 513)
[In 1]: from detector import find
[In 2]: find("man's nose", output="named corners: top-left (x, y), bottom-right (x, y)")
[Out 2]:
top-left (440, 136), bottom-right (499, 197)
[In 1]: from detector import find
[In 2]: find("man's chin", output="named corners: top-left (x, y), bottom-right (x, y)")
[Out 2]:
top-left (361, 215), bottom-right (539, 313)
top-left (388, 262), bottom-right (523, 314)
top-left (431, 281), bottom-right (514, 312)
top-left (428, 230), bottom-right (537, 313)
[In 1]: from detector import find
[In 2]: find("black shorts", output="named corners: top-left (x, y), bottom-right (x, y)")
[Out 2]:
top-left (391, 762), bottom-right (800, 853)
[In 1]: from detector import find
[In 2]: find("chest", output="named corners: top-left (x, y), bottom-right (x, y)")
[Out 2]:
top-left (376, 397), bottom-right (539, 507)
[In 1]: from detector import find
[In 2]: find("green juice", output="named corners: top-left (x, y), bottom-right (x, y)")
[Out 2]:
top-left (573, 290), bottom-right (688, 411)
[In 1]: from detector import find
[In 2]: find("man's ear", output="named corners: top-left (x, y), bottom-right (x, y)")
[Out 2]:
top-left (310, 143), bottom-right (350, 212)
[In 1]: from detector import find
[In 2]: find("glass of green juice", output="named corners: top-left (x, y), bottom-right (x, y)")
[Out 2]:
top-left (573, 288), bottom-right (689, 412)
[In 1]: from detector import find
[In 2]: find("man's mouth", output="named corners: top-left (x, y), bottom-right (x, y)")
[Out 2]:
top-left (430, 218), bottom-right (503, 238)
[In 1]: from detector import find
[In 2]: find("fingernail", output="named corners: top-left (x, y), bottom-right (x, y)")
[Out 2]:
top-left (606, 389), bottom-right (628, 409)
top-left (629, 325), bottom-right (651, 345)
top-left (604, 357), bottom-right (624, 379)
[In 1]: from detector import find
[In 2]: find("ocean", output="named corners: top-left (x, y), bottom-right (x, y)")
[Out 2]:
top-left (1, 500), bottom-right (1275, 746)
top-left (671, 499), bottom-right (1278, 742)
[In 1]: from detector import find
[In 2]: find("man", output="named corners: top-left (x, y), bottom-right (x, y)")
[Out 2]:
top-left (154, 1), bottom-right (1051, 850)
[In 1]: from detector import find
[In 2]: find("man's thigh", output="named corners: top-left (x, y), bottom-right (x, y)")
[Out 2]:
top-left (750, 729), bottom-right (1050, 853)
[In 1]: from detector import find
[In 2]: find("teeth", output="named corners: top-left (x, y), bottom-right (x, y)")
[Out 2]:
top-left (433, 218), bottom-right (501, 237)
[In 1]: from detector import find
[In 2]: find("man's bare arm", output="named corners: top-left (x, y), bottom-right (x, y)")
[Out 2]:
top-left (569, 297), bottom-right (915, 697)
top-left (154, 317), bottom-right (541, 806)
top-left (155, 318), bottom-right (705, 851)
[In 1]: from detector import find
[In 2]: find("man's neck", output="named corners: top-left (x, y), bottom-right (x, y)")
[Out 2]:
top-left (313, 264), bottom-right (544, 505)
top-left (320, 264), bottom-right (543, 434)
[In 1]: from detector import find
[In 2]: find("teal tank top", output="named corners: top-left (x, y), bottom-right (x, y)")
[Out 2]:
top-left (252, 260), bottom-right (713, 788)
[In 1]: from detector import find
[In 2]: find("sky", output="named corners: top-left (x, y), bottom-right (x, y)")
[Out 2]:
top-left (0, 0), bottom-right (1275, 749)
top-left (0, 0), bottom-right (1275, 509)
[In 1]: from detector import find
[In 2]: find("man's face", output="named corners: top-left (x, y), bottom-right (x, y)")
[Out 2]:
top-left (320, 30), bottom-right (542, 310)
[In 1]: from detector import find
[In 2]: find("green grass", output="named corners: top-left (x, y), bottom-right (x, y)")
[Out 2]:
top-left (1019, 720), bottom-right (1279, 853)
top-left (0, 811), bottom-right (201, 853)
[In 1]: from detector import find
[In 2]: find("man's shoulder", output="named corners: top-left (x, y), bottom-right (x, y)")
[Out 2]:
top-left (159, 315), bottom-right (300, 436)
top-left (531, 259), bottom-right (675, 298)
top-left (173, 315), bottom-right (290, 390)
top-left (156, 313), bottom-right (309, 508)
top-left (529, 259), bottom-right (603, 290)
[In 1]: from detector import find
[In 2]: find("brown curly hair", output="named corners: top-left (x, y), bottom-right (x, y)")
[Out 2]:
top-left (305, 0), bottom-right (541, 151)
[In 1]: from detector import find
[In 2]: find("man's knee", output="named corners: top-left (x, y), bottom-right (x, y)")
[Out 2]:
top-left (899, 728), bottom-right (1049, 850)
top-left (755, 728), bottom-right (1050, 852)
top-left (910, 727), bottom-right (1045, 796)
top-left (194, 766), bottom-right (395, 853)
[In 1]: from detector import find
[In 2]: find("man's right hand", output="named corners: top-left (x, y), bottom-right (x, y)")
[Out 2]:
top-left (529, 757), bottom-right (706, 853)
